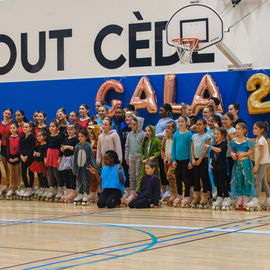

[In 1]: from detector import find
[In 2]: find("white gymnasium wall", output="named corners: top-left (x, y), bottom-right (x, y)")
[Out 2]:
top-left (0, 0), bottom-right (269, 82)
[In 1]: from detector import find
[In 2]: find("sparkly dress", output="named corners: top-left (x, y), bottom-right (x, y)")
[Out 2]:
top-left (230, 138), bottom-right (255, 199)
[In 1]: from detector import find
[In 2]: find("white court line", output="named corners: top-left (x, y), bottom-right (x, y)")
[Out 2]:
top-left (0, 218), bottom-right (270, 235)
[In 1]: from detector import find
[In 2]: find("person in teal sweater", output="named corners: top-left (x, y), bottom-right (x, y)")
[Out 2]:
top-left (137, 125), bottom-right (161, 192)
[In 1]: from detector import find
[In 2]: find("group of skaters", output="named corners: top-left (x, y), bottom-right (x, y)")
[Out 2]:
top-left (0, 97), bottom-right (269, 210)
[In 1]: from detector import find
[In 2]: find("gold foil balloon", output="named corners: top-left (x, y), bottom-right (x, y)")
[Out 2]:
top-left (191, 74), bottom-right (223, 116)
top-left (246, 73), bottom-right (270, 114)
top-left (129, 76), bottom-right (158, 113)
top-left (163, 74), bottom-right (183, 114)
top-left (95, 80), bottom-right (124, 117)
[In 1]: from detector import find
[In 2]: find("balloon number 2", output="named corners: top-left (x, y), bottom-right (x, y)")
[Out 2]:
top-left (247, 73), bottom-right (270, 115)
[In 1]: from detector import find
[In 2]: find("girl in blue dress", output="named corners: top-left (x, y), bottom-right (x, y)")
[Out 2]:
top-left (231, 123), bottom-right (255, 209)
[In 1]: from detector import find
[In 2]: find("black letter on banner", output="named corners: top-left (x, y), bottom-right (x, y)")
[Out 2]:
top-left (94, 25), bottom-right (126, 69)
top-left (49, 29), bottom-right (72, 70)
top-left (0, 35), bottom-right (17, 75)
top-left (155, 21), bottom-right (178, 66)
top-left (129, 22), bottom-right (151, 67)
top-left (21, 32), bottom-right (46, 73)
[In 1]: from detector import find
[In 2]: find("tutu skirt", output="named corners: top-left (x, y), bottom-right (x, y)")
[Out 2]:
top-left (29, 161), bottom-right (47, 173)
top-left (46, 148), bottom-right (60, 168)
top-left (58, 155), bottom-right (74, 171)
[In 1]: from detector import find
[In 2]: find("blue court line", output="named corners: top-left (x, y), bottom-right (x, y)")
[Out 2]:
top-left (22, 225), bottom-right (158, 270)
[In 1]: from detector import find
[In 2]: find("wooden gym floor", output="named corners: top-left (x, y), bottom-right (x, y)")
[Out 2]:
top-left (0, 199), bottom-right (270, 269)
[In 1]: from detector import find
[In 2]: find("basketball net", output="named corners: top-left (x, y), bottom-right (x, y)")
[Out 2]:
top-left (172, 38), bottom-right (199, 64)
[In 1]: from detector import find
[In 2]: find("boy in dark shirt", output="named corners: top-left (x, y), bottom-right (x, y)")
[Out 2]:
top-left (129, 161), bottom-right (160, 208)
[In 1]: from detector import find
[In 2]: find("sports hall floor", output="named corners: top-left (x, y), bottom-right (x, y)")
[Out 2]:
top-left (0, 199), bottom-right (270, 270)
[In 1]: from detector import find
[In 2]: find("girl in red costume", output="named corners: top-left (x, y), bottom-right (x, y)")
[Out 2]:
top-left (0, 108), bottom-right (14, 196)
top-left (78, 104), bottom-right (90, 130)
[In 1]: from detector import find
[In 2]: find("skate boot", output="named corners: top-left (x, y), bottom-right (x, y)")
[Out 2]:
top-left (212, 197), bottom-right (223, 210)
top-left (191, 191), bottom-right (201, 208)
top-left (6, 190), bottom-right (14, 200)
top-left (88, 191), bottom-right (98, 203)
top-left (40, 188), bottom-right (49, 200)
top-left (162, 188), bottom-right (171, 202)
top-left (128, 190), bottom-right (137, 202)
top-left (23, 188), bottom-right (33, 200)
top-left (173, 196), bottom-right (182, 207)
top-left (46, 187), bottom-right (57, 202)
top-left (17, 188), bottom-right (26, 199)
top-left (64, 189), bottom-right (77, 203)
top-left (181, 197), bottom-right (191, 208)
top-left (242, 196), bottom-right (249, 210)
top-left (55, 187), bottom-right (64, 202)
top-left (245, 197), bottom-right (260, 211)
top-left (36, 188), bottom-right (44, 199)
top-left (199, 192), bottom-right (209, 209)
top-left (34, 188), bottom-right (40, 199)
top-left (74, 193), bottom-right (83, 205)
top-left (235, 196), bottom-right (243, 210)
top-left (221, 197), bottom-right (233, 210)
top-left (82, 193), bottom-right (89, 205)
top-left (0, 188), bottom-right (2, 199)
top-left (261, 197), bottom-right (270, 210)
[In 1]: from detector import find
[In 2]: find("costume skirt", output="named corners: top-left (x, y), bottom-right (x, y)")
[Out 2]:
top-left (46, 148), bottom-right (59, 168)
top-left (58, 155), bottom-right (74, 171)
top-left (29, 161), bottom-right (47, 173)
top-left (230, 158), bottom-right (255, 199)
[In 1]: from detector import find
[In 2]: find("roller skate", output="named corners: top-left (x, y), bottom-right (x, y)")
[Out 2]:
top-left (261, 197), bottom-right (270, 210)
top-left (5, 190), bottom-right (15, 200)
top-left (246, 197), bottom-right (261, 211)
top-left (34, 188), bottom-right (40, 199)
top-left (191, 192), bottom-right (201, 208)
top-left (173, 196), bottom-right (182, 207)
top-left (235, 196), bottom-right (244, 210)
top-left (127, 190), bottom-right (137, 202)
top-left (45, 187), bottom-right (57, 202)
top-left (221, 197), bottom-right (233, 210)
top-left (63, 189), bottom-right (77, 203)
top-left (199, 192), bottom-right (209, 209)
top-left (74, 193), bottom-right (83, 205)
top-left (36, 188), bottom-right (44, 200)
top-left (23, 188), bottom-right (33, 200)
top-left (55, 187), bottom-right (64, 202)
top-left (212, 197), bottom-right (223, 210)
top-left (181, 197), bottom-right (191, 208)
top-left (87, 191), bottom-right (98, 203)
top-left (40, 188), bottom-right (49, 200)
top-left (81, 193), bottom-right (89, 205)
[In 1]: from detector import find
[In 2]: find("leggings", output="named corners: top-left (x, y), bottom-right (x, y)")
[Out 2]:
top-left (97, 188), bottom-right (122, 208)
top-left (255, 163), bottom-right (270, 198)
top-left (175, 159), bottom-right (191, 197)
top-left (213, 169), bottom-right (228, 197)
top-left (129, 196), bottom-right (150, 208)
top-left (21, 160), bottom-right (34, 188)
top-left (159, 156), bottom-right (168, 186)
top-left (48, 167), bottom-right (62, 187)
top-left (226, 157), bottom-right (234, 194)
top-left (193, 158), bottom-right (211, 193)
top-left (60, 169), bottom-right (76, 190)
top-left (37, 173), bottom-right (49, 188)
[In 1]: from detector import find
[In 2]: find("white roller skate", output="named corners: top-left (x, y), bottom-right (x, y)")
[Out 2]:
top-left (74, 193), bottom-right (83, 205)
top-left (46, 187), bottom-right (57, 202)
top-left (221, 197), bottom-right (233, 210)
top-left (34, 188), bottom-right (40, 199)
top-left (261, 197), bottom-right (270, 210)
top-left (23, 188), bottom-right (33, 200)
top-left (82, 193), bottom-right (89, 205)
top-left (6, 190), bottom-right (14, 200)
top-left (246, 197), bottom-right (261, 211)
top-left (55, 187), bottom-right (64, 202)
top-left (212, 197), bottom-right (223, 210)
top-left (0, 188), bottom-right (2, 199)
top-left (181, 197), bottom-right (191, 208)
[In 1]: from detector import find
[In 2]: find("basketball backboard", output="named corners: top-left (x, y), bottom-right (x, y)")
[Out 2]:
top-left (166, 4), bottom-right (223, 51)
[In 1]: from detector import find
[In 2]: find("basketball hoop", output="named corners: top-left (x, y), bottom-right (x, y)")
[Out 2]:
top-left (172, 38), bottom-right (199, 64)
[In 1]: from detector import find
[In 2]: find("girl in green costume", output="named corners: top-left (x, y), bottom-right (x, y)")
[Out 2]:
top-left (137, 125), bottom-right (161, 191)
